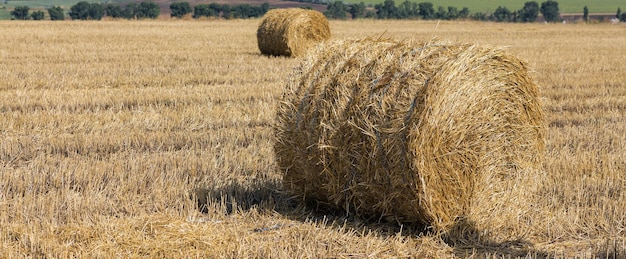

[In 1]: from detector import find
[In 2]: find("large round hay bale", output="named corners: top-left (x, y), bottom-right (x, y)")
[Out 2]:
top-left (257, 8), bottom-right (331, 57)
top-left (274, 38), bottom-right (545, 236)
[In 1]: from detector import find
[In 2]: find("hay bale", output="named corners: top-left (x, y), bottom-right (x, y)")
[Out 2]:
top-left (257, 8), bottom-right (331, 57)
top-left (274, 38), bottom-right (545, 235)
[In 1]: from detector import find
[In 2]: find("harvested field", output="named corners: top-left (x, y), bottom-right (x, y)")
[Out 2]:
top-left (0, 20), bottom-right (625, 257)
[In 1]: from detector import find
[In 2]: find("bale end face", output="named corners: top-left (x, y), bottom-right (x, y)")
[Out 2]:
top-left (257, 8), bottom-right (330, 57)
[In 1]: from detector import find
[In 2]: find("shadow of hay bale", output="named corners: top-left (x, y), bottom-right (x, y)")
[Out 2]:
top-left (593, 240), bottom-right (626, 259)
top-left (193, 179), bottom-right (287, 215)
top-left (191, 177), bottom-right (553, 257)
top-left (442, 218), bottom-right (549, 257)
top-left (451, 240), bottom-right (550, 258)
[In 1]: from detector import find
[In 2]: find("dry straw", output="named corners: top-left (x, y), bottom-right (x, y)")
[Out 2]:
top-left (257, 8), bottom-right (331, 57)
top-left (275, 38), bottom-right (545, 237)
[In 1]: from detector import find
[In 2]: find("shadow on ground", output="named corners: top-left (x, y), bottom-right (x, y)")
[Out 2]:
top-left (192, 178), bottom-right (287, 215)
top-left (192, 179), bottom-right (552, 257)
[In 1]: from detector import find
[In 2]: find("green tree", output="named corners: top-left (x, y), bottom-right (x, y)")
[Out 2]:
top-left (221, 4), bottom-right (231, 18)
top-left (417, 2), bottom-right (435, 19)
top-left (193, 3), bottom-right (223, 18)
top-left (228, 4), bottom-right (242, 18)
top-left (435, 5), bottom-right (447, 19)
top-left (48, 6), bottom-right (65, 20)
top-left (105, 4), bottom-right (125, 18)
top-left (397, 0), bottom-right (418, 19)
top-left (135, 1), bottom-right (160, 19)
top-left (31, 10), bottom-right (45, 20)
top-left (583, 6), bottom-right (588, 22)
top-left (471, 12), bottom-right (488, 21)
top-left (458, 7), bottom-right (469, 19)
top-left (124, 3), bottom-right (138, 19)
top-left (208, 3), bottom-right (222, 16)
top-left (10, 6), bottom-right (30, 20)
top-left (228, 4), bottom-right (265, 19)
top-left (493, 6), bottom-right (512, 22)
top-left (617, 7), bottom-right (622, 19)
top-left (375, 0), bottom-right (397, 19)
top-left (170, 2), bottom-right (192, 18)
top-left (519, 1), bottom-right (539, 22)
top-left (349, 2), bottom-right (366, 19)
top-left (325, 1), bottom-right (348, 19)
top-left (69, 1), bottom-right (91, 20)
top-left (193, 4), bottom-right (214, 18)
top-left (260, 3), bottom-right (269, 14)
top-left (446, 6), bottom-right (458, 20)
top-left (88, 3), bottom-right (104, 20)
top-left (621, 12), bottom-right (626, 22)
top-left (233, 4), bottom-right (251, 18)
top-left (540, 0), bottom-right (560, 22)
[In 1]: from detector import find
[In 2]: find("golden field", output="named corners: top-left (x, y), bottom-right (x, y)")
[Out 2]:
top-left (0, 19), bottom-right (625, 258)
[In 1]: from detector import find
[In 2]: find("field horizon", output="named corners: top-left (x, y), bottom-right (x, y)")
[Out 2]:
top-left (1, 19), bottom-right (625, 257)
top-left (343, 0), bottom-right (625, 13)
top-left (1, 0), bottom-right (624, 19)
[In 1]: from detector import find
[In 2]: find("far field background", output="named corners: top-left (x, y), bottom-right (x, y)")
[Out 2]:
top-left (0, 0), bottom-right (624, 19)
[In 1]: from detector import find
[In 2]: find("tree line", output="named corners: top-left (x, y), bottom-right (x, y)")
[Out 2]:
top-left (10, 1), bottom-right (160, 20)
top-left (325, 0), bottom-right (556, 22)
top-left (171, 2), bottom-right (270, 19)
top-left (8, 0), bottom-right (626, 22)
top-left (9, 1), bottom-right (270, 20)
top-left (325, 0), bottom-right (625, 22)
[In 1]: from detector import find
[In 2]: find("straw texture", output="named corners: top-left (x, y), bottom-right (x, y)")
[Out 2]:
top-left (274, 38), bottom-right (545, 236)
top-left (257, 8), bottom-right (331, 57)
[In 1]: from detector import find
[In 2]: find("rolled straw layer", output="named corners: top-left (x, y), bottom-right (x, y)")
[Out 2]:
top-left (275, 38), bottom-right (545, 235)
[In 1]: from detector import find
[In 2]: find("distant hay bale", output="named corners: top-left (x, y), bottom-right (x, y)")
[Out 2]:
top-left (257, 8), bottom-right (331, 57)
top-left (274, 38), bottom-right (545, 235)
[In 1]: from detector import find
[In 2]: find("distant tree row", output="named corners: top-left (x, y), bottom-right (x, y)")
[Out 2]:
top-left (324, 0), bottom-right (566, 22)
top-left (169, 2), bottom-right (270, 19)
top-left (9, 1), bottom-right (160, 20)
top-left (9, 1), bottom-right (270, 20)
top-left (8, 0), bottom-right (625, 22)
top-left (71, 1), bottom-right (160, 20)
top-left (10, 6), bottom-right (47, 20)
top-left (479, 1), bottom-right (544, 22)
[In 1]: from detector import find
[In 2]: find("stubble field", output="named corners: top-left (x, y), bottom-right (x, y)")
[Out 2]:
top-left (0, 19), bottom-right (625, 257)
